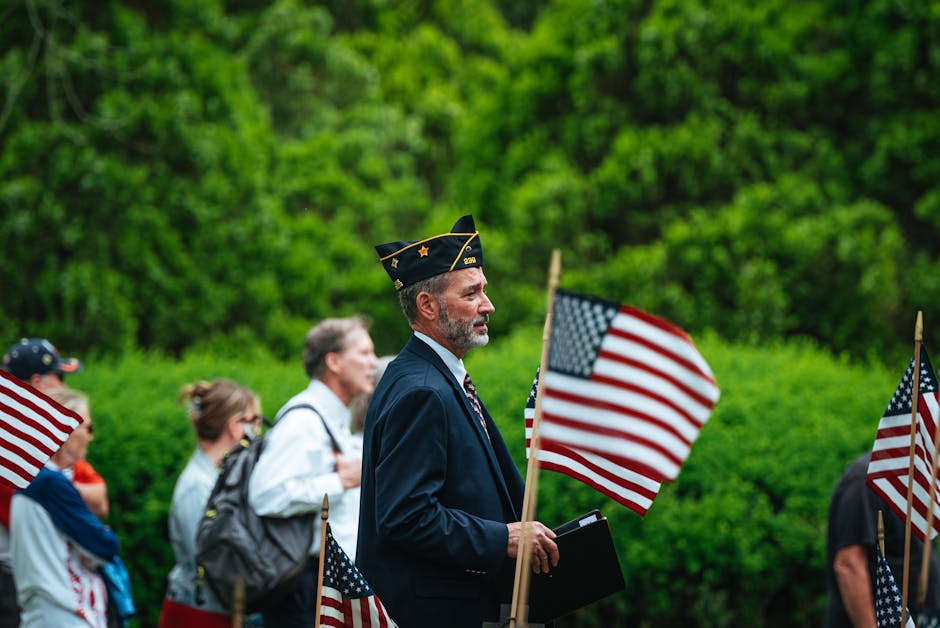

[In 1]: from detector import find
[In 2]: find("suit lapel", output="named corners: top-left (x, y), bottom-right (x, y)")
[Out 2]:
top-left (404, 336), bottom-right (519, 517)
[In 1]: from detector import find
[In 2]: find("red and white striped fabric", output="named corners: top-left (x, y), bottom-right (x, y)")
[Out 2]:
top-left (535, 290), bottom-right (720, 487)
top-left (867, 346), bottom-right (940, 542)
top-left (0, 369), bottom-right (82, 489)
top-left (319, 523), bottom-right (398, 628)
top-left (525, 370), bottom-right (662, 516)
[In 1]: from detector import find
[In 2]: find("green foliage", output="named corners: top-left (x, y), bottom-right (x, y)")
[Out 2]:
top-left (4, 0), bottom-right (940, 359)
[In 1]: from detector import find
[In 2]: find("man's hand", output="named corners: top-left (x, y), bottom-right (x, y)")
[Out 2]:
top-left (506, 521), bottom-right (559, 574)
top-left (335, 454), bottom-right (362, 490)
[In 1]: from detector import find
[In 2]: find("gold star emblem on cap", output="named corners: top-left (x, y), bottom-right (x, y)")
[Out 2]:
top-left (391, 258), bottom-right (399, 269)
top-left (418, 245), bottom-right (429, 257)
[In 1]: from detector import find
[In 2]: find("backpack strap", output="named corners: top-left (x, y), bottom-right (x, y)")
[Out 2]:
top-left (273, 403), bottom-right (343, 454)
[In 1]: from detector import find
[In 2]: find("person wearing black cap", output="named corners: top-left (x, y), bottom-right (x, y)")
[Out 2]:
top-left (356, 215), bottom-right (559, 628)
top-left (1, 338), bottom-right (82, 391)
top-left (1, 339), bottom-right (109, 520)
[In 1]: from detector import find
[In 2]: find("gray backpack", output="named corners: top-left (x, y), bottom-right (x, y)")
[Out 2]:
top-left (195, 404), bottom-right (336, 612)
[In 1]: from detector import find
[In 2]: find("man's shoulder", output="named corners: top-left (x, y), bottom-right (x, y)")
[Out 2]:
top-left (20, 467), bottom-right (69, 499)
top-left (384, 355), bottom-right (452, 392)
top-left (275, 389), bottom-right (325, 420)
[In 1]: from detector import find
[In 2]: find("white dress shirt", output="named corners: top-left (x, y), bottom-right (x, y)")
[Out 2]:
top-left (248, 379), bottom-right (361, 557)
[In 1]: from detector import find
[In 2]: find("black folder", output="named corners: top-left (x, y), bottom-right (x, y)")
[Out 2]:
top-left (502, 510), bottom-right (626, 623)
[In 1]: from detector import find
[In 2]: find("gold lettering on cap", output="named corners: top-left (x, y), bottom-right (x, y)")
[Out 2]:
top-left (463, 256), bottom-right (477, 265)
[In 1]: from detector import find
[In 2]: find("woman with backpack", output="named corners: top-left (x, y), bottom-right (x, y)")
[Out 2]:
top-left (158, 379), bottom-right (262, 628)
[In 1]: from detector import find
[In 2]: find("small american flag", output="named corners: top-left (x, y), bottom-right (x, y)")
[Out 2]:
top-left (535, 290), bottom-right (720, 484)
top-left (319, 523), bottom-right (398, 628)
top-left (0, 370), bottom-right (81, 489)
top-left (525, 368), bottom-right (662, 515)
top-left (875, 545), bottom-right (915, 628)
top-left (918, 611), bottom-right (940, 628)
top-left (866, 347), bottom-right (940, 542)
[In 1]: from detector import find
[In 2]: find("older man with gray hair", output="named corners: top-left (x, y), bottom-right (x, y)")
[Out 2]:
top-left (249, 316), bottom-right (378, 627)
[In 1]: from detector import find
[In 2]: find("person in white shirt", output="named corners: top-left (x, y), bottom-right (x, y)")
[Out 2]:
top-left (249, 316), bottom-right (377, 627)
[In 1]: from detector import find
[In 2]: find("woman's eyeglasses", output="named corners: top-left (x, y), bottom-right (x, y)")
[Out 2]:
top-left (239, 415), bottom-right (266, 426)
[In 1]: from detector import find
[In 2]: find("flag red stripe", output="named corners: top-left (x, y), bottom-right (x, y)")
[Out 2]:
top-left (359, 598), bottom-right (371, 626)
top-left (377, 600), bottom-right (390, 628)
top-left (0, 382), bottom-right (81, 436)
top-left (606, 324), bottom-right (717, 388)
top-left (588, 371), bottom-right (705, 430)
top-left (540, 410), bottom-right (683, 468)
top-left (870, 442), bottom-right (935, 467)
top-left (0, 409), bottom-right (61, 458)
top-left (0, 400), bottom-right (69, 450)
top-left (540, 434), bottom-right (669, 482)
top-left (0, 460), bottom-right (33, 485)
top-left (597, 348), bottom-right (717, 411)
top-left (542, 385), bottom-right (692, 446)
top-left (538, 440), bottom-right (660, 500)
top-left (619, 305), bottom-right (698, 353)
top-left (868, 475), bottom-right (940, 543)
top-left (538, 460), bottom-right (650, 516)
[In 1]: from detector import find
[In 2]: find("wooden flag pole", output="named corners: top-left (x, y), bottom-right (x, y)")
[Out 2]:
top-left (314, 494), bottom-right (330, 628)
top-left (879, 510), bottom-right (886, 557)
top-left (231, 576), bottom-right (244, 628)
top-left (920, 311), bottom-right (940, 609)
top-left (509, 249), bottom-right (562, 628)
top-left (901, 311), bottom-right (924, 628)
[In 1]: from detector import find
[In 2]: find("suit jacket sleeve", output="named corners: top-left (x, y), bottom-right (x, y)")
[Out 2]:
top-left (373, 385), bottom-right (509, 572)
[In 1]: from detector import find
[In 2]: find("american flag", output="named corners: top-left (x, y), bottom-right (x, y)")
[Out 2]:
top-left (918, 611), bottom-right (940, 628)
top-left (525, 369), bottom-right (662, 515)
top-left (866, 347), bottom-right (940, 542)
top-left (319, 523), bottom-right (398, 628)
top-left (0, 370), bottom-right (81, 489)
top-left (535, 290), bottom-right (720, 484)
top-left (875, 545), bottom-right (916, 628)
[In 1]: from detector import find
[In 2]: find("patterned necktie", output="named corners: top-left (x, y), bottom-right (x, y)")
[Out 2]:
top-left (463, 374), bottom-right (490, 441)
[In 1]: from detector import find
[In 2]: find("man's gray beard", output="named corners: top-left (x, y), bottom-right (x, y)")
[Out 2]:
top-left (438, 300), bottom-right (489, 353)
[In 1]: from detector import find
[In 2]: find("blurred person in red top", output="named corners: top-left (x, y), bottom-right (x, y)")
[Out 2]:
top-left (0, 338), bottom-right (112, 628)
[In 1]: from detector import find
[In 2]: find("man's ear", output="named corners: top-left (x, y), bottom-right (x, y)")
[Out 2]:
top-left (324, 351), bottom-right (341, 374)
top-left (415, 291), bottom-right (439, 321)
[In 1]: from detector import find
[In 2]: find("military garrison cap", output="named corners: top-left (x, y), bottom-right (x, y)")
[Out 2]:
top-left (375, 215), bottom-right (484, 290)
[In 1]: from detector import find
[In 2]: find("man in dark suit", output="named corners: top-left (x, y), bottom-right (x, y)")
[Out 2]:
top-left (357, 215), bottom-right (559, 628)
